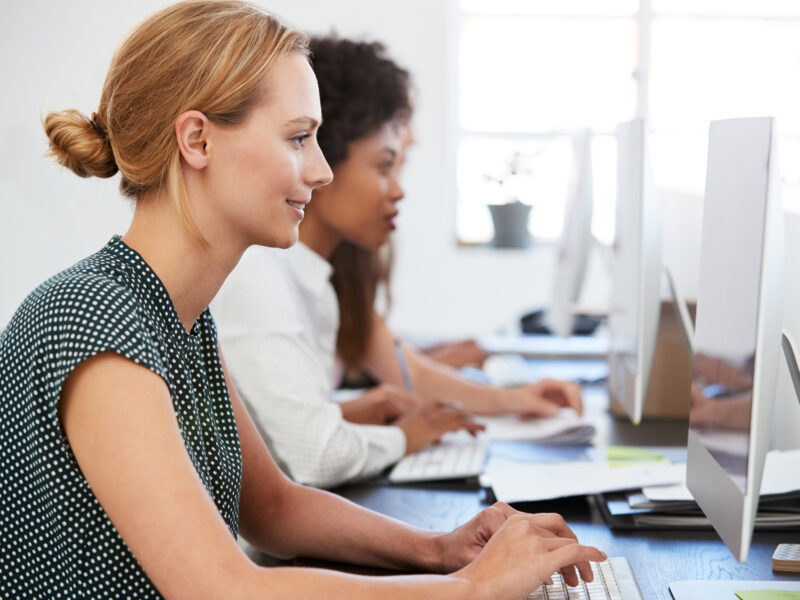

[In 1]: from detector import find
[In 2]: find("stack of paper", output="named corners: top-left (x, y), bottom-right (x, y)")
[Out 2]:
top-left (485, 461), bottom-right (685, 503)
top-left (600, 449), bottom-right (800, 529)
top-left (640, 448), bottom-right (800, 502)
top-left (485, 448), bottom-right (800, 511)
top-left (479, 408), bottom-right (596, 445)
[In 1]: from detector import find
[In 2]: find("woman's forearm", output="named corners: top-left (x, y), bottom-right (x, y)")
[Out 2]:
top-left (407, 349), bottom-right (504, 414)
top-left (360, 312), bottom-right (504, 415)
top-left (245, 567), bottom-right (475, 600)
top-left (251, 481), bottom-right (447, 572)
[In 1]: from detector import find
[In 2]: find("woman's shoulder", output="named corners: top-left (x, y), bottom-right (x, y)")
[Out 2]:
top-left (35, 245), bottom-right (138, 309)
top-left (4, 246), bottom-right (164, 373)
top-left (19, 252), bottom-right (133, 322)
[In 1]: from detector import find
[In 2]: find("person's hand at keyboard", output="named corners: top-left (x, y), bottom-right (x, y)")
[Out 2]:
top-left (447, 504), bottom-right (607, 597)
top-left (396, 399), bottom-right (484, 455)
top-left (500, 378), bottom-right (583, 417)
top-left (339, 383), bottom-right (421, 425)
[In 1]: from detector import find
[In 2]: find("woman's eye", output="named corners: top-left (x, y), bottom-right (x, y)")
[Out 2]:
top-left (379, 161), bottom-right (394, 173)
top-left (291, 133), bottom-right (310, 147)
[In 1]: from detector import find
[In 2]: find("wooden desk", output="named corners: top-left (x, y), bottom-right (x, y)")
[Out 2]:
top-left (329, 387), bottom-right (799, 599)
top-left (332, 481), bottom-right (795, 598)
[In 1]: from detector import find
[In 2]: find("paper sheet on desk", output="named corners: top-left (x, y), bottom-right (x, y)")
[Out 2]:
top-left (486, 461), bottom-right (685, 503)
top-left (479, 409), bottom-right (595, 444)
top-left (642, 448), bottom-right (800, 502)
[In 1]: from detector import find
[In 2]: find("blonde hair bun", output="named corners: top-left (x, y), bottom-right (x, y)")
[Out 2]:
top-left (44, 109), bottom-right (118, 179)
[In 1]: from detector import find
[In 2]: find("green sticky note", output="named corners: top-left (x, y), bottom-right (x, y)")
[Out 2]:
top-left (605, 445), bottom-right (664, 463)
top-left (735, 591), bottom-right (800, 600)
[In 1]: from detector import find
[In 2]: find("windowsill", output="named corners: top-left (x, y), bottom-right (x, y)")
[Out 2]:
top-left (455, 238), bottom-right (558, 251)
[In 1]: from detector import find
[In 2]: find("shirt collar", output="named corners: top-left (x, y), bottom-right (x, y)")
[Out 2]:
top-left (104, 235), bottom-right (203, 344)
top-left (274, 241), bottom-right (334, 302)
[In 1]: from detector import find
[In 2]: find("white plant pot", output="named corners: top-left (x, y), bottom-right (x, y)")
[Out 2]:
top-left (488, 202), bottom-right (532, 248)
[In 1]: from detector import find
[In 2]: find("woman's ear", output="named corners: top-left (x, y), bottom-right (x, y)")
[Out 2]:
top-left (175, 110), bottom-right (211, 170)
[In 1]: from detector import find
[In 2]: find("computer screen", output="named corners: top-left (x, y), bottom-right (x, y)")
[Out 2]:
top-left (606, 118), bottom-right (661, 425)
top-left (546, 129), bottom-right (594, 338)
top-left (687, 116), bottom-right (784, 563)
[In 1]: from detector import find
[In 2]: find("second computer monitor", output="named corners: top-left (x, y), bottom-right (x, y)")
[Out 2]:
top-left (546, 129), bottom-right (594, 338)
top-left (687, 116), bottom-right (784, 563)
top-left (607, 119), bottom-right (661, 425)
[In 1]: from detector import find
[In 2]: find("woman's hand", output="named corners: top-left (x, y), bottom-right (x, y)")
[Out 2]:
top-left (339, 384), bottom-right (420, 425)
top-left (450, 507), bottom-right (606, 599)
top-left (499, 378), bottom-right (583, 417)
top-left (429, 502), bottom-right (513, 572)
top-left (431, 504), bottom-right (595, 575)
top-left (396, 399), bottom-right (484, 455)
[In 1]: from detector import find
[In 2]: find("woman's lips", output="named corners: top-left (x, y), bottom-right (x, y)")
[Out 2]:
top-left (286, 199), bottom-right (309, 218)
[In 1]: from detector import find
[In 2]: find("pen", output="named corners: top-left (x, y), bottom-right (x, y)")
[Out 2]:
top-left (394, 338), bottom-right (414, 393)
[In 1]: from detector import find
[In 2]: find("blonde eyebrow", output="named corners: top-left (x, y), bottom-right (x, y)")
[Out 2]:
top-left (286, 116), bottom-right (320, 129)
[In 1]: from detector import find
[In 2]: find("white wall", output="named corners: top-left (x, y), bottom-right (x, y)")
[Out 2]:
top-left (0, 1), bottom-right (152, 325)
top-left (1, 0), bottom-right (700, 339)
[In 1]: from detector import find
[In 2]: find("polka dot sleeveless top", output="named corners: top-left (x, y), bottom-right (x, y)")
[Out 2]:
top-left (0, 236), bottom-right (242, 599)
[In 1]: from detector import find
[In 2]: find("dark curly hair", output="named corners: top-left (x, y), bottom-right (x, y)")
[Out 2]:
top-left (310, 36), bottom-right (411, 169)
top-left (309, 36), bottom-right (412, 370)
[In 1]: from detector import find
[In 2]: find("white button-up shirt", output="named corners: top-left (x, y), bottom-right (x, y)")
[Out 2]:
top-left (211, 243), bottom-right (405, 488)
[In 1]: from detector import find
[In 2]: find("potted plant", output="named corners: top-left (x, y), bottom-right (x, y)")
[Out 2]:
top-left (484, 150), bottom-right (537, 248)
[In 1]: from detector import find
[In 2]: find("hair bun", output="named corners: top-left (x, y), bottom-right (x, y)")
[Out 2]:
top-left (43, 108), bottom-right (118, 178)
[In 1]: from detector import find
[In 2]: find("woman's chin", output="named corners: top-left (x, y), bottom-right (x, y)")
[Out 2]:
top-left (258, 229), bottom-right (299, 250)
top-left (347, 233), bottom-right (389, 251)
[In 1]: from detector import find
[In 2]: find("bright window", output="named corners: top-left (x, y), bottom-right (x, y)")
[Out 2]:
top-left (456, 1), bottom-right (800, 245)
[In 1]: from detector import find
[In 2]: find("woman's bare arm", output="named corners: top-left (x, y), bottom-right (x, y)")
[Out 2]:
top-left (60, 352), bottom-right (259, 599)
top-left (360, 311), bottom-right (582, 416)
top-left (59, 351), bottom-right (601, 600)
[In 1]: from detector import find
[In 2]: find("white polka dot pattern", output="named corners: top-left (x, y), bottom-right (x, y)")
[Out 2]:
top-left (0, 236), bottom-right (242, 599)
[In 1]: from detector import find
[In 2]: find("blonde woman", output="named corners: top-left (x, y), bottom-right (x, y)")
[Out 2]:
top-left (0, 3), bottom-right (605, 599)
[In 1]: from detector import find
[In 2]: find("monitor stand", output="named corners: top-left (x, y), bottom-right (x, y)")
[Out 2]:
top-left (670, 330), bottom-right (800, 599)
top-left (663, 266), bottom-right (694, 357)
top-left (781, 330), bottom-right (800, 407)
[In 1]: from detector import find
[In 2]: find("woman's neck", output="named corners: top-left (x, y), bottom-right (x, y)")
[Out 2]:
top-left (122, 194), bottom-right (243, 332)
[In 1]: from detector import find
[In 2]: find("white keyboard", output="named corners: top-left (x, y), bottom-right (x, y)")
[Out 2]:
top-left (483, 354), bottom-right (541, 386)
top-left (388, 431), bottom-right (488, 483)
top-left (528, 557), bottom-right (643, 600)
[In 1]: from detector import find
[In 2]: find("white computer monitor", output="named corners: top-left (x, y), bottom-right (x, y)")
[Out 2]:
top-left (771, 210), bottom-right (800, 450)
top-left (686, 116), bottom-right (784, 563)
top-left (546, 129), bottom-right (594, 338)
top-left (607, 119), bottom-right (662, 425)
